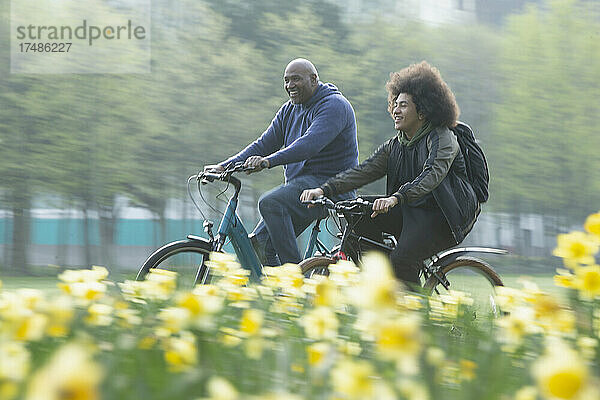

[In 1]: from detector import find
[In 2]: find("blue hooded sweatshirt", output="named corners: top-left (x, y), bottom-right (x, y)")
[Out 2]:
top-left (221, 82), bottom-right (359, 183)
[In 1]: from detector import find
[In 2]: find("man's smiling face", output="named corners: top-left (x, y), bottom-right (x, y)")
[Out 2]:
top-left (284, 62), bottom-right (317, 104)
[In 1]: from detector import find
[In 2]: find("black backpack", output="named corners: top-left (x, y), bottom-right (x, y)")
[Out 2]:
top-left (450, 122), bottom-right (489, 203)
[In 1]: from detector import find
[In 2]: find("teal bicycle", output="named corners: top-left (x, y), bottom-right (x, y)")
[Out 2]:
top-left (136, 162), bottom-right (334, 286)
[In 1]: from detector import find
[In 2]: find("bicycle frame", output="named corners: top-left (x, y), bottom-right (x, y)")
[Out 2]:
top-left (196, 168), bottom-right (334, 282)
top-left (303, 218), bottom-right (331, 259)
top-left (215, 193), bottom-right (263, 281)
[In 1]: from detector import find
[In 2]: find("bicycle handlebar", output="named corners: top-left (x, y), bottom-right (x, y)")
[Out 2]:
top-left (303, 196), bottom-right (374, 214)
top-left (196, 162), bottom-right (258, 185)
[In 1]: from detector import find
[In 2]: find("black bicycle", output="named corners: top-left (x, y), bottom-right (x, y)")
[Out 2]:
top-left (300, 196), bottom-right (507, 317)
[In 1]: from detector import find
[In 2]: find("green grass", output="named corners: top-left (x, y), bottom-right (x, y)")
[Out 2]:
top-left (1, 276), bottom-right (62, 294)
top-left (1, 272), bottom-right (565, 302)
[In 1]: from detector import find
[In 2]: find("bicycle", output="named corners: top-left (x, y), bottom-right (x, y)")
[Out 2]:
top-left (136, 162), bottom-right (336, 287)
top-left (299, 196), bottom-right (508, 317)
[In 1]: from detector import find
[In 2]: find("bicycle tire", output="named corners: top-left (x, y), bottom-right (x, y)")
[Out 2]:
top-left (299, 256), bottom-right (336, 278)
top-left (424, 256), bottom-right (503, 318)
top-left (136, 239), bottom-right (214, 286)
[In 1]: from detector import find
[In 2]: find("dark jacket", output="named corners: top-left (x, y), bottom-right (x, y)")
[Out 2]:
top-left (321, 126), bottom-right (479, 243)
top-left (221, 82), bottom-right (359, 183)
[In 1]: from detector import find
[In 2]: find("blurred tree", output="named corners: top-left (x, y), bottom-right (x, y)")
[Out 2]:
top-left (204, 0), bottom-right (348, 50)
top-left (475, 0), bottom-right (544, 26)
top-left (488, 0), bottom-right (600, 221)
top-left (3, 0), bottom-right (599, 273)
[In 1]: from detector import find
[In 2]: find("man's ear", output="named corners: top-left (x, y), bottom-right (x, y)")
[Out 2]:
top-left (311, 74), bottom-right (318, 85)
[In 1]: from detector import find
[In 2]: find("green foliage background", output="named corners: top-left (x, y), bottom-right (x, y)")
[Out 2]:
top-left (0, 0), bottom-right (599, 271)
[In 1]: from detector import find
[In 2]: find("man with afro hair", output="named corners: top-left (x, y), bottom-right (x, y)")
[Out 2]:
top-left (301, 61), bottom-right (479, 285)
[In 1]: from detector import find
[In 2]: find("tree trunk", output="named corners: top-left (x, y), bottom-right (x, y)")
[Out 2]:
top-left (56, 199), bottom-right (70, 267)
top-left (11, 204), bottom-right (31, 274)
top-left (98, 205), bottom-right (118, 270)
top-left (9, 183), bottom-right (32, 275)
top-left (83, 202), bottom-right (93, 268)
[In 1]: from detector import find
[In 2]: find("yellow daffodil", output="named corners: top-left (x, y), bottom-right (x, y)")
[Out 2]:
top-left (433, 290), bottom-right (474, 319)
top-left (306, 342), bottom-right (330, 366)
top-left (299, 306), bottom-right (338, 341)
top-left (221, 284), bottom-right (257, 303)
top-left (137, 336), bottom-right (157, 350)
top-left (331, 359), bottom-right (375, 399)
top-left (554, 269), bottom-right (576, 289)
top-left (263, 264), bottom-right (305, 298)
top-left (584, 212), bottom-right (600, 239)
top-left (115, 307), bottom-right (142, 328)
top-left (533, 339), bottom-right (589, 400)
top-left (71, 281), bottom-right (107, 302)
top-left (163, 331), bottom-right (197, 372)
top-left (204, 376), bottom-right (239, 400)
top-left (576, 337), bottom-right (597, 360)
top-left (219, 328), bottom-right (242, 347)
top-left (553, 231), bottom-right (598, 269)
top-left (175, 286), bottom-right (223, 329)
top-left (43, 295), bottom-right (74, 337)
top-left (85, 303), bottom-right (113, 326)
top-left (0, 382), bottom-right (19, 400)
top-left (399, 294), bottom-right (425, 311)
top-left (145, 268), bottom-right (178, 296)
top-left (529, 291), bottom-right (561, 319)
top-left (58, 267), bottom-right (109, 302)
top-left (278, 263), bottom-right (305, 291)
top-left (494, 286), bottom-right (527, 312)
top-left (244, 337), bottom-right (266, 360)
top-left (14, 312), bottom-right (48, 342)
top-left (549, 309), bottom-right (577, 336)
top-left (574, 265), bottom-right (600, 300)
top-left (336, 339), bottom-right (361, 357)
top-left (270, 294), bottom-right (303, 316)
top-left (224, 268), bottom-right (250, 287)
top-left (496, 306), bottom-right (540, 348)
top-left (350, 252), bottom-right (399, 310)
top-left (239, 308), bottom-right (263, 336)
top-left (14, 289), bottom-right (44, 310)
top-left (158, 306), bottom-right (192, 335)
top-left (205, 252), bottom-right (242, 276)
top-left (0, 341), bottom-right (30, 383)
top-left (514, 386), bottom-right (537, 400)
top-left (312, 275), bottom-right (338, 307)
top-left (397, 379), bottom-right (430, 400)
top-left (328, 260), bottom-right (360, 286)
top-left (25, 343), bottom-right (103, 400)
top-left (118, 280), bottom-right (149, 303)
top-left (373, 314), bottom-right (422, 363)
top-left (459, 359), bottom-right (477, 381)
top-left (58, 266), bottom-right (108, 284)
top-left (425, 347), bottom-right (445, 367)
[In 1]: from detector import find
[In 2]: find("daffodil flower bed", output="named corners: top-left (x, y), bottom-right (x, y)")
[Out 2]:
top-left (2, 212), bottom-right (600, 400)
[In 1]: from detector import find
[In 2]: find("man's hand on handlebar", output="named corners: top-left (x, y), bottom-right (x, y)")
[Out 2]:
top-left (243, 156), bottom-right (269, 174)
top-left (300, 188), bottom-right (324, 207)
top-left (203, 164), bottom-right (224, 173)
top-left (371, 196), bottom-right (398, 218)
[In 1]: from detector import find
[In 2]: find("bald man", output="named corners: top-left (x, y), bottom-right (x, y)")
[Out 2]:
top-left (204, 58), bottom-right (359, 266)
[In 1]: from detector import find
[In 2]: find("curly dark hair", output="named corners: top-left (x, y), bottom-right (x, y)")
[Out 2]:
top-left (386, 61), bottom-right (459, 128)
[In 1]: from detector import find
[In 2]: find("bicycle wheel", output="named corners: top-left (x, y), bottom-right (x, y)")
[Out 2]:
top-left (299, 256), bottom-right (336, 278)
top-left (136, 239), bottom-right (213, 289)
top-left (424, 256), bottom-right (503, 319)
